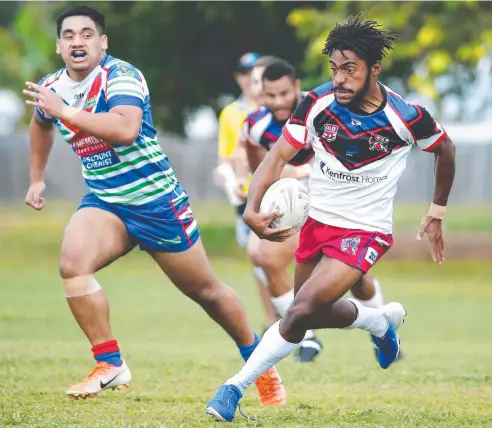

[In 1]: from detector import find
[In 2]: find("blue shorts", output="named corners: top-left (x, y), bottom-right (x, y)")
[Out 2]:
top-left (78, 192), bottom-right (200, 253)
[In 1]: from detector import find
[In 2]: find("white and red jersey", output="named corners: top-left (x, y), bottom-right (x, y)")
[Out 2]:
top-left (282, 81), bottom-right (447, 234)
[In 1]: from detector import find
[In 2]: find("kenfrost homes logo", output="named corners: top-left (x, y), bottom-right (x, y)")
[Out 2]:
top-left (319, 161), bottom-right (388, 184)
top-left (369, 133), bottom-right (389, 152)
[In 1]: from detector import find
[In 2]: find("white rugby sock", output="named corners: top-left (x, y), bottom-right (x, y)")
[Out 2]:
top-left (344, 298), bottom-right (389, 338)
top-left (271, 289), bottom-right (294, 316)
top-left (357, 278), bottom-right (384, 309)
top-left (271, 290), bottom-right (316, 342)
top-left (225, 321), bottom-right (300, 393)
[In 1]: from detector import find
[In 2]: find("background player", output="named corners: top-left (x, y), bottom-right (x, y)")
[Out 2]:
top-left (207, 14), bottom-right (456, 422)
top-left (213, 53), bottom-right (279, 330)
top-left (23, 5), bottom-right (285, 406)
top-left (239, 59), bottom-right (321, 362)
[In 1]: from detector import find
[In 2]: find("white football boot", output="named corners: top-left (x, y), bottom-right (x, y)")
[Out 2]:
top-left (66, 360), bottom-right (132, 399)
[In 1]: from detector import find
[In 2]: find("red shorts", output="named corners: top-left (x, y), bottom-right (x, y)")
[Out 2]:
top-left (295, 217), bottom-right (393, 273)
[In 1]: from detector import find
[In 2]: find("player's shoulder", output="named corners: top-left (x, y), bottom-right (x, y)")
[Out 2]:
top-left (103, 55), bottom-right (142, 81)
top-left (308, 81), bottom-right (335, 100)
top-left (383, 84), bottom-right (427, 123)
top-left (38, 67), bottom-right (65, 88)
top-left (246, 106), bottom-right (271, 126)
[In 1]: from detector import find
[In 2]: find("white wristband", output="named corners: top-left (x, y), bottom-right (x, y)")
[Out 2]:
top-left (428, 203), bottom-right (446, 220)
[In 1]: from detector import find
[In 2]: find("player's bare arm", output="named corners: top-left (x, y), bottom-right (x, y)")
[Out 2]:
top-left (246, 139), bottom-right (302, 180)
top-left (245, 140), bottom-right (268, 173)
top-left (417, 136), bottom-right (456, 264)
top-left (244, 135), bottom-right (299, 241)
top-left (26, 112), bottom-right (55, 210)
top-left (24, 82), bottom-right (142, 146)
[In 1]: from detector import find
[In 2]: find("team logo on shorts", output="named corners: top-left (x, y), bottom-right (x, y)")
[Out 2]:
top-left (341, 237), bottom-right (360, 255)
top-left (369, 134), bottom-right (389, 152)
top-left (322, 124), bottom-right (339, 142)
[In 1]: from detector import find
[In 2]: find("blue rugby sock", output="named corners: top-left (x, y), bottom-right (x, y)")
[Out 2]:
top-left (237, 333), bottom-right (261, 362)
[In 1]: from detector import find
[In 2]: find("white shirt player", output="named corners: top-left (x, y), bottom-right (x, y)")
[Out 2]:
top-left (283, 82), bottom-right (447, 234)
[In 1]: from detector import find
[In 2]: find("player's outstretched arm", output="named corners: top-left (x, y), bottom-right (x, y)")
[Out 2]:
top-left (417, 136), bottom-right (456, 263)
top-left (26, 112), bottom-right (55, 210)
top-left (431, 136), bottom-right (456, 207)
top-left (243, 136), bottom-right (299, 241)
top-left (23, 81), bottom-right (142, 146)
top-left (60, 104), bottom-right (142, 146)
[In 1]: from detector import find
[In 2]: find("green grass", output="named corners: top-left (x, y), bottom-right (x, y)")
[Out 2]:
top-left (0, 203), bottom-right (492, 427)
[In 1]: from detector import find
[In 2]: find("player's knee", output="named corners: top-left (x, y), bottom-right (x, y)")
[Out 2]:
top-left (249, 245), bottom-right (279, 272)
top-left (59, 250), bottom-right (93, 278)
top-left (184, 277), bottom-right (222, 305)
top-left (283, 300), bottom-right (313, 331)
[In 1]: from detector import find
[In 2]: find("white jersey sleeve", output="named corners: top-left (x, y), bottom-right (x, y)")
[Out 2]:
top-left (408, 105), bottom-right (447, 152)
top-left (106, 61), bottom-right (146, 110)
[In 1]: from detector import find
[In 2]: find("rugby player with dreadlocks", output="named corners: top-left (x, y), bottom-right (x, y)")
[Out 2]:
top-left (206, 14), bottom-right (456, 422)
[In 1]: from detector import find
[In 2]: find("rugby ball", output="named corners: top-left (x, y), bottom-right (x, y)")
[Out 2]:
top-left (259, 178), bottom-right (309, 232)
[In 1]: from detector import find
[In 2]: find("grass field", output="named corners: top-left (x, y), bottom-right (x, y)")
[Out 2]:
top-left (1, 203), bottom-right (492, 427)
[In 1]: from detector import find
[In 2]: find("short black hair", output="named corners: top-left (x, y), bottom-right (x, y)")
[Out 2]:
top-left (262, 59), bottom-right (296, 82)
top-left (322, 13), bottom-right (398, 66)
top-left (56, 5), bottom-right (105, 37)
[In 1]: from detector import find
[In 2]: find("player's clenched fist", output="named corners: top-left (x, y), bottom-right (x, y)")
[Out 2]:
top-left (25, 181), bottom-right (46, 210)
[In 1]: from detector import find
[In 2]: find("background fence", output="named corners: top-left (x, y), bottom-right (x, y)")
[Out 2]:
top-left (1, 123), bottom-right (491, 205)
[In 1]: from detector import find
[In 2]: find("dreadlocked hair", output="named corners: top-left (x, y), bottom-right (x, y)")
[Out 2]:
top-left (322, 13), bottom-right (398, 66)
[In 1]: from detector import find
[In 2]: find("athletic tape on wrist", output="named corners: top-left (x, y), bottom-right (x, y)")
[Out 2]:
top-left (63, 275), bottom-right (102, 297)
top-left (428, 203), bottom-right (446, 220)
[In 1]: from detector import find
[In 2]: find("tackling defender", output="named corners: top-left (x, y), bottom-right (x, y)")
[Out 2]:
top-left (207, 14), bottom-right (455, 422)
top-left (23, 5), bottom-right (285, 406)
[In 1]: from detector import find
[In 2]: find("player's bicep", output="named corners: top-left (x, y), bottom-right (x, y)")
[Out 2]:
top-left (109, 105), bottom-right (143, 135)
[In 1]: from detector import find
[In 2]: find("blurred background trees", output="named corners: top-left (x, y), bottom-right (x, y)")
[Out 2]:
top-left (0, 1), bottom-right (491, 134)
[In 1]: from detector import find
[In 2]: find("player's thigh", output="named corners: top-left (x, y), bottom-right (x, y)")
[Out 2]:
top-left (295, 256), bottom-right (363, 310)
top-left (59, 207), bottom-right (133, 278)
top-left (149, 238), bottom-right (219, 301)
top-left (250, 232), bottom-right (299, 269)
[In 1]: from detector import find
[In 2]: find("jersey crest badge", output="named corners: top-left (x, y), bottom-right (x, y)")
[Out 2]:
top-left (369, 134), bottom-right (389, 152)
top-left (322, 124), bottom-right (339, 142)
